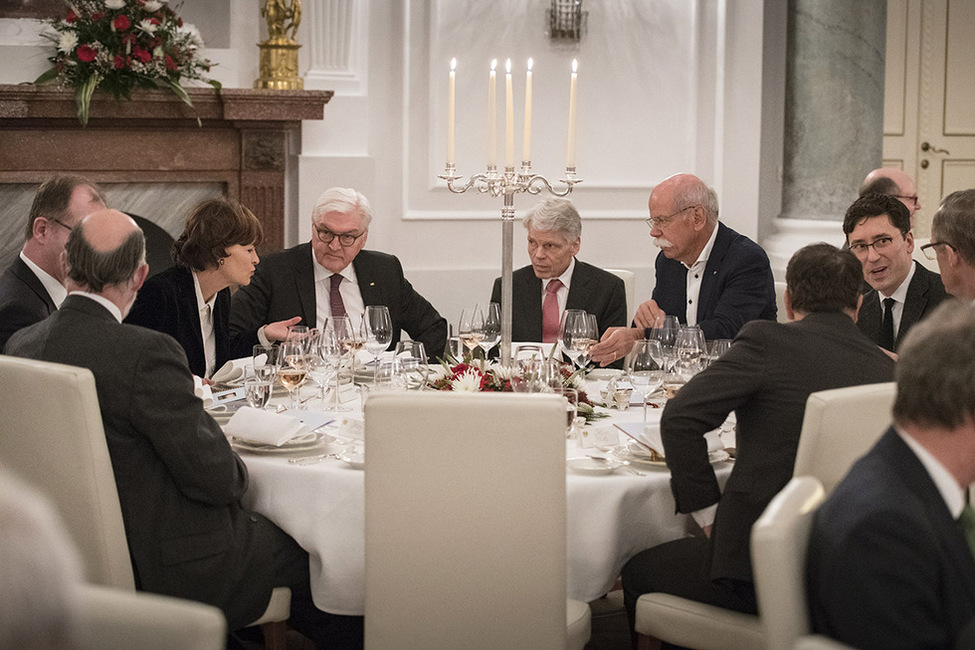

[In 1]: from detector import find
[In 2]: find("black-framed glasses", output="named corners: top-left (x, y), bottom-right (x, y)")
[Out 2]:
top-left (645, 205), bottom-right (697, 229)
top-left (894, 194), bottom-right (919, 207)
top-left (46, 217), bottom-right (73, 232)
top-left (848, 235), bottom-right (897, 258)
top-left (920, 241), bottom-right (953, 261)
top-left (315, 226), bottom-right (365, 247)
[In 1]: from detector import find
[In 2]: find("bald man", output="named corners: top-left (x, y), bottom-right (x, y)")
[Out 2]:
top-left (861, 167), bottom-right (921, 230)
top-left (6, 210), bottom-right (363, 647)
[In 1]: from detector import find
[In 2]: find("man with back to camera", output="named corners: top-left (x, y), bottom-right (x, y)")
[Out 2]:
top-left (924, 189), bottom-right (975, 303)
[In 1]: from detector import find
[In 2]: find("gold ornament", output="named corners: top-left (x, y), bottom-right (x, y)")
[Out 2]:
top-left (255, 0), bottom-right (303, 90)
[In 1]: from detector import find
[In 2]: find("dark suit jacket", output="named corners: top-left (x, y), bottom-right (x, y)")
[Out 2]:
top-left (857, 262), bottom-right (949, 351)
top-left (661, 312), bottom-right (895, 584)
top-left (0, 256), bottom-right (57, 352)
top-left (230, 244), bottom-right (447, 360)
top-left (489, 260), bottom-right (627, 341)
top-left (651, 222), bottom-right (776, 340)
top-left (124, 265), bottom-right (258, 377)
top-left (6, 296), bottom-right (281, 628)
top-left (808, 429), bottom-right (975, 649)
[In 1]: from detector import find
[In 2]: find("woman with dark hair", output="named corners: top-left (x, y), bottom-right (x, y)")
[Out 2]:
top-left (125, 198), bottom-right (299, 379)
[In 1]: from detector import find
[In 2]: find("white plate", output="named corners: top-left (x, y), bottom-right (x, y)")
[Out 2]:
top-left (567, 457), bottom-right (622, 475)
top-left (587, 368), bottom-right (622, 381)
top-left (613, 445), bottom-right (732, 468)
top-left (338, 451), bottom-right (365, 469)
top-left (231, 431), bottom-right (332, 454)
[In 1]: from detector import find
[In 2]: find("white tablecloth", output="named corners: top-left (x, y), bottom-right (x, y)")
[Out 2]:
top-left (236, 381), bottom-right (733, 615)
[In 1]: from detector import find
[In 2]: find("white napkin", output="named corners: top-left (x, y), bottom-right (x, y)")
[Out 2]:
top-left (224, 406), bottom-right (306, 446)
top-left (193, 376), bottom-right (214, 407)
top-left (211, 357), bottom-right (251, 384)
top-left (616, 410), bottom-right (724, 456)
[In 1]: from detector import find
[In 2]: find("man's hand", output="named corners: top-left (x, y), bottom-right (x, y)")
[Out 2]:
top-left (263, 316), bottom-right (302, 342)
top-left (634, 299), bottom-right (666, 329)
top-left (590, 327), bottom-right (643, 367)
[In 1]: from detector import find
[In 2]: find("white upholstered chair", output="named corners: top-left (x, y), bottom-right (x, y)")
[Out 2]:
top-left (793, 382), bottom-right (896, 494)
top-left (0, 356), bottom-right (291, 646)
top-left (793, 634), bottom-right (856, 649)
top-left (634, 593), bottom-right (763, 650)
top-left (364, 391), bottom-right (591, 649)
top-left (605, 267), bottom-right (636, 322)
top-left (775, 281), bottom-right (790, 323)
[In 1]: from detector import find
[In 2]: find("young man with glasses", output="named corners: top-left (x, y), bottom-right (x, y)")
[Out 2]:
top-left (843, 193), bottom-right (947, 352)
top-left (927, 189), bottom-right (975, 303)
top-left (230, 186), bottom-right (447, 361)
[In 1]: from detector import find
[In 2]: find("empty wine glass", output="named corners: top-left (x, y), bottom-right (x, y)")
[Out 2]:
top-left (559, 309), bottom-right (587, 367)
top-left (304, 340), bottom-right (334, 410)
top-left (252, 344), bottom-right (279, 382)
top-left (395, 340), bottom-right (428, 388)
top-left (458, 305), bottom-right (484, 356)
top-left (277, 341), bottom-right (307, 410)
top-left (286, 324), bottom-right (309, 345)
top-left (572, 313), bottom-right (599, 369)
top-left (318, 326), bottom-right (349, 412)
top-left (703, 339), bottom-right (733, 368)
top-left (674, 325), bottom-right (706, 382)
top-left (651, 315), bottom-right (680, 371)
top-left (627, 340), bottom-right (665, 423)
top-left (477, 303), bottom-right (501, 358)
top-left (363, 305), bottom-right (392, 366)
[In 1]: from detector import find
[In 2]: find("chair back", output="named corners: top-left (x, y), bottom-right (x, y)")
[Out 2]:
top-left (775, 281), bottom-right (789, 323)
top-left (751, 476), bottom-right (826, 650)
top-left (604, 268), bottom-right (636, 322)
top-left (0, 356), bottom-right (134, 589)
top-left (793, 382), bottom-right (895, 494)
top-left (364, 391), bottom-right (568, 649)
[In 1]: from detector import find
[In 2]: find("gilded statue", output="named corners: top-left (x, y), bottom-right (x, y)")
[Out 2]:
top-left (262, 0), bottom-right (302, 44)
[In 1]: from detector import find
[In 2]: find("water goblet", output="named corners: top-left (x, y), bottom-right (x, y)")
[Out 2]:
top-left (286, 324), bottom-right (309, 345)
top-left (559, 309), bottom-right (587, 367)
top-left (395, 340), bottom-right (428, 388)
top-left (363, 305), bottom-right (392, 366)
top-left (627, 340), bottom-right (665, 423)
top-left (674, 325), bottom-right (706, 382)
top-left (651, 315), bottom-right (680, 371)
top-left (458, 305), bottom-right (484, 356)
top-left (244, 376), bottom-right (272, 410)
top-left (252, 344), bottom-right (279, 382)
top-left (476, 302), bottom-right (501, 358)
top-left (318, 326), bottom-right (350, 412)
top-left (703, 339), bottom-right (733, 369)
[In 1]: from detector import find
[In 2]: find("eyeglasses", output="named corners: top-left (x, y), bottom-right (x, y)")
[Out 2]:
top-left (315, 226), bottom-right (365, 247)
top-left (47, 217), bottom-right (73, 232)
top-left (848, 236), bottom-right (898, 258)
top-left (920, 241), bottom-right (953, 261)
top-left (894, 194), bottom-right (919, 207)
top-left (645, 205), bottom-right (697, 229)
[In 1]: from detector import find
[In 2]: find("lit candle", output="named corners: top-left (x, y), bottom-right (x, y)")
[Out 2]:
top-left (522, 58), bottom-right (533, 164)
top-left (505, 58), bottom-right (514, 168)
top-left (566, 59), bottom-right (578, 169)
top-left (448, 58), bottom-right (456, 165)
top-left (487, 59), bottom-right (497, 168)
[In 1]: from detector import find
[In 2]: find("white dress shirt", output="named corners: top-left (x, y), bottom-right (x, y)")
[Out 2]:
top-left (70, 291), bottom-right (123, 323)
top-left (683, 225), bottom-right (719, 327)
top-left (191, 272), bottom-right (217, 379)
top-left (878, 261), bottom-right (917, 340)
top-left (312, 247), bottom-right (365, 330)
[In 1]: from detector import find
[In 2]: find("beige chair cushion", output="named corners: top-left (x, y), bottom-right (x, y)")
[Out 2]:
top-left (635, 593), bottom-right (763, 650)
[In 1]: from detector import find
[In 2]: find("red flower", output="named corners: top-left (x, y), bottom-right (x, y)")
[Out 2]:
top-left (65, 10), bottom-right (77, 23)
top-left (91, 12), bottom-right (105, 22)
top-left (113, 15), bottom-right (130, 31)
top-left (132, 46), bottom-right (151, 63)
top-left (164, 55), bottom-right (177, 71)
top-left (114, 55), bottom-right (127, 69)
top-left (76, 45), bottom-right (96, 62)
top-left (150, 17), bottom-right (160, 25)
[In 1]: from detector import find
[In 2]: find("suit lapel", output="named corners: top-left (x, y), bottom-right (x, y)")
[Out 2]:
top-left (896, 267), bottom-right (930, 348)
top-left (175, 268), bottom-right (206, 374)
top-left (294, 245), bottom-right (318, 326)
top-left (857, 290), bottom-right (882, 342)
top-left (354, 253), bottom-right (383, 308)
top-left (565, 260), bottom-right (590, 311)
top-left (12, 257), bottom-right (57, 313)
top-left (697, 223), bottom-right (730, 319)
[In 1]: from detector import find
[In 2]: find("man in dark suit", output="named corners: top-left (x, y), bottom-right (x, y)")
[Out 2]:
top-left (230, 187), bottom-right (446, 361)
top-left (807, 301), bottom-right (975, 649)
top-left (489, 198), bottom-right (626, 343)
top-left (926, 189), bottom-right (975, 303)
top-left (620, 243), bottom-right (895, 632)
top-left (844, 193), bottom-right (948, 352)
top-left (0, 174), bottom-right (105, 351)
top-left (591, 173), bottom-right (775, 366)
top-left (6, 209), bottom-right (362, 647)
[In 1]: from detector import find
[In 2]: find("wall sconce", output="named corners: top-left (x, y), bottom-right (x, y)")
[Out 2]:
top-left (548, 0), bottom-right (587, 42)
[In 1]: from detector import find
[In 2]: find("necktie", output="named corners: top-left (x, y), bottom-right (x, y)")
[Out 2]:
top-left (959, 503), bottom-right (975, 559)
top-left (202, 303), bottom-right (216, 378)
top-left (880, 297), bottom-right (896, 351)
top-left (542, 279), bottom-right (563, 343)
top-left (329, 273), bottom-right (347, 318)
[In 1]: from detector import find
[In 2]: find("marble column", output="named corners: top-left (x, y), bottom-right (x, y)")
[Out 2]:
top-left (765, 0), bottom-right (886, 275)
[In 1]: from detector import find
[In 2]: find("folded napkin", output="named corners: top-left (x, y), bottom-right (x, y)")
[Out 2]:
top-left (193, 376), bottom-right (214, 408)
top-left (616, 411), bottom-right (724, 456)
top-left (211, 357), bottom-right (251, 384)
top-left (224, 406), bottom-right (306, 446)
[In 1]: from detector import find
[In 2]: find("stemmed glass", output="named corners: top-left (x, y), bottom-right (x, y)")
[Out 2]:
top-left (703, 339), bottom-right (733, 369)
top-left (626, 340), bottom-right (665, 423)
top-left (559, 309), bottom-right (587, 367)
top-left (286, 324), bottom-right (309, 346)
top-left (572, 313), bottom-right (599, 369)
top-left (395, 341), bottom-right (428, 389)
top-left (458, 305), bottom-right (484, 357)
top-left (304, 335), bottom-right (334, 410)
top-left (651, 315), bottom-right (680, 371)
top-left (318, 325), bottom-right (349, 412)
top-left (252, 344), bottom-right (279, 383)
top-left (363, 305), bottom-right (392, 366)
top-left (674, 325), bottom-right (707, 382)
top-left (476, 303), bottom-right (501, 359)
top-left (332, 315), bottom-right (362, 363)
top-left (277, 341), bottom-right (307, 410)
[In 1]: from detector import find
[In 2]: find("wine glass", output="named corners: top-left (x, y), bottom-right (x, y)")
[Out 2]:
top-left (363, 305), bottom-right (392, 366)
top-left (286, 324), bottom-right (309, 345)
top-left (476, 302), bottom-right (501, 358)
top-left (304, 338), bottom-right (334, 410)
top-left (559, 309), bottom-right (587, 367)
top-left (627, 340), bottom-right (665, 423)
top-left (244, 376), bottom-right (272, 410)
top-left (318, 326), bottom-right (350, 412)
top-left (703, 339), bottom-right (733, 369)
top-left (572, 313), bottom-right (599, 369)
top-left (674, 325), bottom-right (706, 382)
top-left (651, 315), bottom-right (680, 371)
top-left (458, 305), bottom-right (484, 356)
top-left (395, 340), bottom-right (428, 389)
top-left (558, 388), bottom-right (579, 438)
top-left (277, 341), bottom-right (307, 410)
top-left (252, 344), bottom-right (279, 382)
top-left (332, 315), bottom-right (362, 364)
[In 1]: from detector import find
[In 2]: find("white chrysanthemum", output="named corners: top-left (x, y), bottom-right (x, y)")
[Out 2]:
top-left (153, 45), bottom-right (163, 59)
top-left (450, 369), bottom-right (482, 392)
top-left (143, 0), bottom-right (163, 10)
top-left (138, 19), bottom-right (158, 34)
top-left (425, 365), bottom-right (449, 382)
top-left (570, 373), bottom-right (586, 391)
top-left (492, 363), bottom-right (515, 381)
top-left (179, 23), bottom-right (205, 50)
top-left (104, 0), bottom-right (126, 9)
top-left (58, 32), bottom-right (78, 54)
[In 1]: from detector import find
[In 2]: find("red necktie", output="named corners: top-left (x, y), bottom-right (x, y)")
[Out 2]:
top-left (542, 279), bottom-right (563, 343)
top-left (329, 274), bottom-right (347, 318)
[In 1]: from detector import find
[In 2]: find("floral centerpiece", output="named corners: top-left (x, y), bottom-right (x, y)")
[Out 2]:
top-left (34, 0), bottom-right (220, 126)
top-left (425, 356), bottom-right (609, 424)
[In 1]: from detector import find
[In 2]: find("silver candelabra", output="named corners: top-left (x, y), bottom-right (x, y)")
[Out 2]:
top-left (438, 161), bottom-right (582, 367)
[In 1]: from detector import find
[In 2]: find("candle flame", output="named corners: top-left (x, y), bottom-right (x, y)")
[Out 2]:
top-left (490, 58), bottom-right (497, 71)
top-left (527, 57), bottom-right (533, 71)
top-left (506, 58), bottom-right (511, 74)
top-left (450, 57), bottom-right (456, 71)
top-left (572, 59), bottom-right (578, 73)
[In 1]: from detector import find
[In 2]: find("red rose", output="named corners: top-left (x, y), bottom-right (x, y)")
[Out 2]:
top-left (65, 10), bottom-right (77, 23)
top-left (113, 54), bottom-right (127, 69)
top-left (164, 55), bottom-right (177, 71)
top-left (76, 45), bottom-right (96, 62)
top-left (113, 15), bottom-right (130, 30)
top-left (132, 46), bottom-right (151, 63)
top-left (91, 12), bottom-right (105, 21)
top-left (150, 17), bottom-right (160, 25)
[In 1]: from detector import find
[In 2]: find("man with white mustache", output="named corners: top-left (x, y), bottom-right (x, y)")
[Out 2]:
top-left (591, 173), bottom-right (776, 365)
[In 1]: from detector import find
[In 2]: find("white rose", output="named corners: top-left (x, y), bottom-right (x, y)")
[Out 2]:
top-left (58, 32), bottom-right (78, 54)
top-left (104, 0), bottom-right (126, 9)
top-left (143, 0), bottom-right (162, 10)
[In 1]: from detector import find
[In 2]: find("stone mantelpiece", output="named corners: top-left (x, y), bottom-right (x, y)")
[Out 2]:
top-left (0, 85), bottom-right (332, 252)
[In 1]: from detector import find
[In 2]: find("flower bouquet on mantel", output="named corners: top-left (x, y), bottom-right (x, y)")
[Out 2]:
top-left (425, 355), bottom-right (609, 424)
top-left (33, 0), bottom-right (220, 126)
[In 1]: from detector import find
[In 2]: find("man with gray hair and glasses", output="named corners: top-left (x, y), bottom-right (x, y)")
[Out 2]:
top-left (231, 186), bottom-right (447, 360)
top-left (489, 197), bottom-right (626, 344)
top-left (807, 300), bottom-right (975, 648)
top-left (923, 188), bottom-right (975, 303)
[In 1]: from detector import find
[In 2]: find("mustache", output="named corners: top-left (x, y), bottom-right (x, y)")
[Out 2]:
top-left (653, 237), bottom-right (673, 249)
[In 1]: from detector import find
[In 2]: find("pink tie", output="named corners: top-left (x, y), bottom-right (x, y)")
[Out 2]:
top-left (542, 279), bottom-right (563, 343)
top-left (329, 274), bottom-right (347, 318)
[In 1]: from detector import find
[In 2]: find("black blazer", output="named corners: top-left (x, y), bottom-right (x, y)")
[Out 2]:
top-left (489, 260), bottom-right (627, 342)
top-left (125, 265), bottom-right (258, 377)
top-left (856, 262), bottom-right (950, 351)
top-left (651, 222), bottom-right (776, 340)
top-left (7, 296), bottom-right (282, 628)
top-left (229, 243), bottom-right (447, 361)
top-left (808, 429), bottom-right (975, 649)
top-left (660, 312), bottom-right (895, 583)
top-left (0, 256), bottom-right (57, 352)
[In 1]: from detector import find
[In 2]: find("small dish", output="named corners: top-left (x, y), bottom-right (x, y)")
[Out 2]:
top-left (232, 431), bottom-right (332, 454)
top-left (339, 450), bottom-right (365, 469)
top-left (567, 457), bottom-right (622, 476)
top-left (588, 368), bottom-right (622, 381)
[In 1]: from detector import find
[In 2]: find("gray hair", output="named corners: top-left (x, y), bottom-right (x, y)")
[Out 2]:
top-left (522, 198), bottom-right (581, 241)
top-left (932, 189), bottom-right (975, 266)
top-left (673, 179), bottom-right (720, 226)
top-left (311, 187), bottom-right (373, 229)
top-left (894, 301), bottom-right (975, 430)
top-left (66, 223), bottom-right (146, 293)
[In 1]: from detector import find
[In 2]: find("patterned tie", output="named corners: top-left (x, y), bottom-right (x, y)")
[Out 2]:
top-left (542, 279), bottom-right (563, 343)
top-left (959, 503), bottom-right (975, 559)
top-left (329, 273), bottom-right (347, 318)
top-left (880, 297), bottom-right (896, 351)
